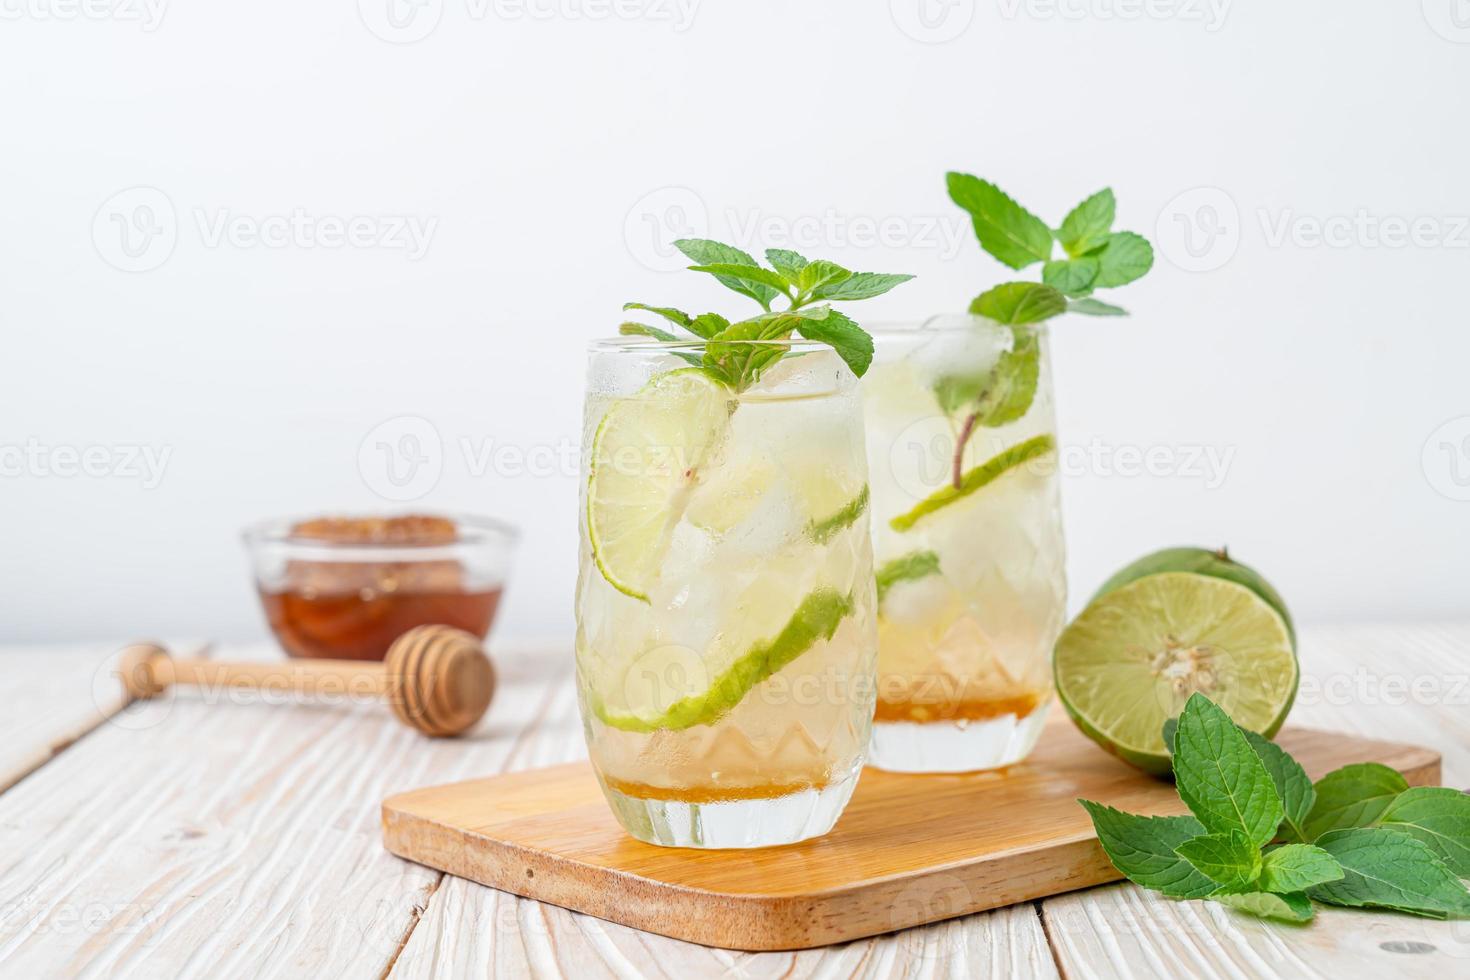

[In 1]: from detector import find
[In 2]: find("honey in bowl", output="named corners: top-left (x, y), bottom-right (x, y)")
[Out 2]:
top-left (245, 514), bottom-right (516, 661)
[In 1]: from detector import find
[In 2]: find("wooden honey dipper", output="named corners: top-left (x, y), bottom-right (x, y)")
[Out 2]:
top-left (117, 625), bottom-right (495, 737)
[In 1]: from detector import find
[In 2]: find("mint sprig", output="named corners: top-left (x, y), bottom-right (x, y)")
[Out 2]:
top-left (931, 174), bottom-right (1154, 489)
top-left (622, 239), bottom-right (913, 392)
top-left (1081, 692), bottom-right (1470, 924)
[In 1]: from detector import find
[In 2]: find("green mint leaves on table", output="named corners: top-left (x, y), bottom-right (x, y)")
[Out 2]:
top-left (931, 174), bottom-right (1153, 490)
top-left (621, 239), bottom-right (912, 392)
top-left (1081, 693), bottom-right (1470, 924)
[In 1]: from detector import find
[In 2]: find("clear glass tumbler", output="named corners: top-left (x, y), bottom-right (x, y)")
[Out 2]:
top-left (575, 339), bottom-right (878, 848)
top-left (861, 317), bottom-right (1066, 772)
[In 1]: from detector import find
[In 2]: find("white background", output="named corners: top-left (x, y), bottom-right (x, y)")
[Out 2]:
top-left (2, 1), bottom-right (1467, 646)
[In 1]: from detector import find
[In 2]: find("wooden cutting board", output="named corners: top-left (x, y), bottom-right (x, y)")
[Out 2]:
top-left (381, 722), bottom-right (1440, 951)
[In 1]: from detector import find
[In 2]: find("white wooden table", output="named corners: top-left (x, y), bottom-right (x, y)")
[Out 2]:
top-left (2, 625), bottom-right (1468, 979)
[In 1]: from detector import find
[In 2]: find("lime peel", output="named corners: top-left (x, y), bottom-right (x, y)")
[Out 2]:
top-left (875, 550), bottom-right (941, 604)
top-left (593, 587), bottom-right (854, 732)
top-left (586, 368), bottom-right (735, 602)
top-left (808, 485), bottom-right (870, 543)
top-left (889, 434), bottom-right (1055, 532)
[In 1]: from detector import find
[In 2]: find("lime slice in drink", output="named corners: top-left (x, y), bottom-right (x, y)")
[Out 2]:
top-left (587, 368), bottom-right (735, 601)
top-left (888, 434), bottom-right (1054, 532)
top-left (1055, 566), bottom-right (1297, 775)
top-left (685, 452), bottom-right (774, 533)
top-left (591, 587), bottom-right (853, 732)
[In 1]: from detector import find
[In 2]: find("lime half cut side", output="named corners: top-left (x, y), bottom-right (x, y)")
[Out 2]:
top-left (587, 368), bottom-right (734, 601)
top-left (1054, 571), bottom-right (1297, 775)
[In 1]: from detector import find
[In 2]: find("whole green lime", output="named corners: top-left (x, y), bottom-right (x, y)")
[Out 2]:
top-left (1055, 547), bottom-right (1298, 775)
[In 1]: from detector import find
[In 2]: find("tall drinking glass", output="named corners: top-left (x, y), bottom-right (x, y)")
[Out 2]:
top-left (575, 339), bottom-right (878, 848)
top-left (861, 317), bottom-right (1066, 772)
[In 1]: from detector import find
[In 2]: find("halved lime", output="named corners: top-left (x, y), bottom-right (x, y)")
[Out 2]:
top-left (587, 369), bottom-right (734, 601)
top-left (1054, 570), bottom-right (1297, 775)
top-left (591, 587), bottom-right (853, 732)
top-left (1090, 546), bottom-right (1296, 645)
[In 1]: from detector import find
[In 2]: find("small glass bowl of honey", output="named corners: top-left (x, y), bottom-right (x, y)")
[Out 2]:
top-left (243, 513), bottom-right (517, 661)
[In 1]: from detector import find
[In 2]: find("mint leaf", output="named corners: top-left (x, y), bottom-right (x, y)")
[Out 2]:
top-left (795, 309), bottom-right (874, 378)
top-left (1171, 693), bottom-right (1284, 847)
top-left (795, 259), bottom-right (851, 295)
top-left (1175, 831), bottom-right (1261, 893)
top-left (1311, 828), bottom-right (1470, 918)
top-left (1378, 787), bottom-right (1470, 876)
top-left (703, 315), bottom-right (794, 390)
top-left (619, 321), bottom-right (679, 342)
top-left (1258, 844), bottom-right (1343, 892)
top-left (946, 172), bottom-right (1053, 270)
top-left (933, 371), bottom-right (988, 415)
top-left (932, 324), bottom-right (1041, 430)
top-left (764, 248), bottom-right (808, 281)
top-left (969, 282), bottom-right (1067, 326)
top-left (1041, 258), bottom-right (1099, 297)
top-left (875, 550), bottom-right (941, 603)
top-left (1092, 232), bottom-right (1154, 288)
top-left (1068, 297), bottom-right (1128, 316)
top-left (1079, 801), bottom-right (1219, 899)
top-left (1058, 188), bottom-right (1115, 257)
top-left (1303, 763), bottom-right (1409, 840)
top-left (783, 303), bottom-right (833, 320)
top-left (622, 302), bottom-right (692, 328)
top-left (1240, 729), bottom-right (1316, 842)
top-left (973, 326), bottom-right (1040, 426)
top-left (1216, 891), bottom-right (1314, 923)
top-left (674, 239), bottom-right (782, 309)
top-left (688, 312), bottom-right (729, 339)
top-left (688, 262), bottom-right (792, 297)
top-left (812, 272), bottom-right (915, 302)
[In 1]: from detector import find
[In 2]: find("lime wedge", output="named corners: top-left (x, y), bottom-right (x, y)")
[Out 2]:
top-left (875, 550), bottom-right (941, 603)
top-left (592, 587), bottom-right (853, 732)
top-left (807, 485), bottom-right (869, 543)
top-left (587, 369), bottom-right (734, 601)
top-left (1054, 571), bottom-right (1297, 774)
top-left (889, 434), bottom-right (1054, 532)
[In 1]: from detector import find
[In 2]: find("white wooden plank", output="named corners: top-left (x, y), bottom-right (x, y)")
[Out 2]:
top-left (1041, 623), bottom-right (1470, 980)
top-left (0, 643), bottom-right (573, 978)
top-left (0, 639), bottom-right (212, 795)
top-left (392, 879), bottom-right (1060, 980)
top-left (0, 643), bottom-right (138, 794)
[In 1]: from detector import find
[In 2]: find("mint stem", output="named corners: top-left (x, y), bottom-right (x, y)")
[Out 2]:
top-left (952, 411), bottom-right (979, 489)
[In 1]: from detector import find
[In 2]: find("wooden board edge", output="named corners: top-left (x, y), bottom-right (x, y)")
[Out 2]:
top-left (381, 802), bottom-right (1122, 950)
top-left (377, 735), bottom-right (1446, 951)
